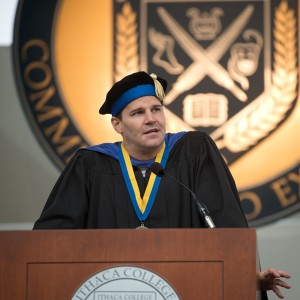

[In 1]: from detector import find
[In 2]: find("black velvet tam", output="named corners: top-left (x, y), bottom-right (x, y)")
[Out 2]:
top-left (99, 71), bottom-right (167, 115)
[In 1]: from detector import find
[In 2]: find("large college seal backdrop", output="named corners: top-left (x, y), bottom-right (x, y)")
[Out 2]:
top-left (13, 0), bottom-right (300, 226)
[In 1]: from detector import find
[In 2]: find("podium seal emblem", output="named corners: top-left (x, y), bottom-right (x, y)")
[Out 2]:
top-left (71, 266), bottom-right (180, 300)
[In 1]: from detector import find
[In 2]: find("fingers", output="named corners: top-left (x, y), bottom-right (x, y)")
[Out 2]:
top-left (273, 285), bottom-right (285, 299)
top-left (273, 277), bottom-right (292, 290)
top-left (270, 268), bottom-right (291, 279)
top-left (263, 268), bottom-right (291, 282)
top-left (272, 274), bottom-right (292, 299)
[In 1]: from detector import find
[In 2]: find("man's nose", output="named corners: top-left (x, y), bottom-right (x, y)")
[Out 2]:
top-left (144, 110), bottom-right (155, 122)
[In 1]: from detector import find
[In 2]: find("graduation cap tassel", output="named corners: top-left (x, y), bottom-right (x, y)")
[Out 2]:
top-left (150, 73), bottom-right (165, 102)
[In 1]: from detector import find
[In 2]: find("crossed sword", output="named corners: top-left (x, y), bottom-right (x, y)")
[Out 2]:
top-left (157, 5), bottom-right (254, 105)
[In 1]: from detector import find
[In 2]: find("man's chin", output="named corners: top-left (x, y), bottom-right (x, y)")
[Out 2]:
top-left (143, 139), bottom-right (165, 150)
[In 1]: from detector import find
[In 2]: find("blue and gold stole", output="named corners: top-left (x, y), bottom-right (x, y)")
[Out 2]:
top-left (118, 142), bottom-right (169, 222)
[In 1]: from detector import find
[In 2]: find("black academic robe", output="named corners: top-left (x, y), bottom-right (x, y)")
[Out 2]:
top-left (33, 131), bottom-right (248, 229)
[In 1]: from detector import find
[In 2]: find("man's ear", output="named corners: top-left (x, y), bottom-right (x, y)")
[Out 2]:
top-left (111, 117), bottom-right (123, 134)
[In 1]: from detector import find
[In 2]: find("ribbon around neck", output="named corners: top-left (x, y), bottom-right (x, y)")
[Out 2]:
top-left (118, 142), bottom-right (169, 222)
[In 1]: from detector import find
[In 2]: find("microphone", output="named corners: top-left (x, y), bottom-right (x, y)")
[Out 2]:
top-left (150, 162), bottom-right (216, 228)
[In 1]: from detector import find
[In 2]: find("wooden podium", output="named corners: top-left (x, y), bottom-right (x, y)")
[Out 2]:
top-left (0, 229), bottom-right (257, 299)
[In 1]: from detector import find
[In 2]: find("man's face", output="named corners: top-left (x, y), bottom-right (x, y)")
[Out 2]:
top-left (111, 96), bottom-right (166, 159)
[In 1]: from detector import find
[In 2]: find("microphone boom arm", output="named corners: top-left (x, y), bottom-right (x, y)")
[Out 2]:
top-left (167, 174), bottom-right (216, 229)
top-left (150, 162), bottom-right (215, 228)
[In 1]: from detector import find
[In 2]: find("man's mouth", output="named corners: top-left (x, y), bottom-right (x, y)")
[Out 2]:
top-left (144, 128), bottom-right (159, 134)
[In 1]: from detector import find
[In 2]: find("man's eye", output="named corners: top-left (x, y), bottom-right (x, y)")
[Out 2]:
top-left (132, 111), bottom-right (143, 116)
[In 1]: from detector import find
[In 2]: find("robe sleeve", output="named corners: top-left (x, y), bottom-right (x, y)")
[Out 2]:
top-left (33, 151), bottom-right (90, 229)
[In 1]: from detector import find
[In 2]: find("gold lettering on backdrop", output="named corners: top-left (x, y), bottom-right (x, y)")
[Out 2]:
top-left (45, 118), bottom-right (82, 155)
top-left (21, 39), bottom-right (85, 162)
top-left (29, 86), bottom-right (56, 110)
top-left (24, 61), bottom-right (52, 90)
top-left (22, 39), bottom-right (49, 61)
top-left (270, 172), bottom-right (299, 207)
top-left (22, 39), bottom-right (52, 90)
top-left (288, 171), bottom-right (300, 187)
top-left (240, 191), bottom-right (262, 220)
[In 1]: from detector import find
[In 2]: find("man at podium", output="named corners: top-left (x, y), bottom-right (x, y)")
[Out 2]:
top-left (33, 71), bottom-right (291, 298)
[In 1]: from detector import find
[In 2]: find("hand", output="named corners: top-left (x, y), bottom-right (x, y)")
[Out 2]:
top-left (257, 268), bottom-right (291, 298)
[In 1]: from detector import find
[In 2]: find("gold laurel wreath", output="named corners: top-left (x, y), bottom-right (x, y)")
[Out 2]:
top-left (221, 0), bottom-right (298, 152)
top-left (115, 2), bottom-right (139, 81)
